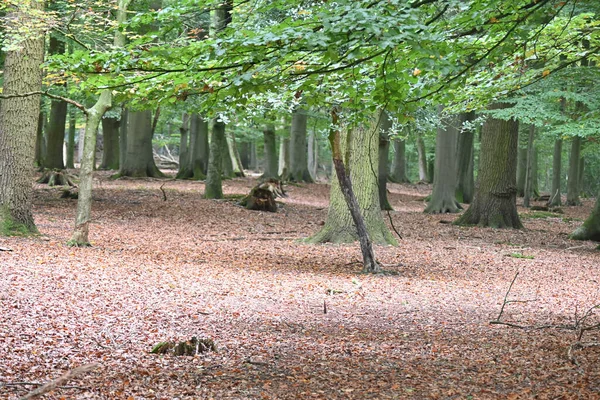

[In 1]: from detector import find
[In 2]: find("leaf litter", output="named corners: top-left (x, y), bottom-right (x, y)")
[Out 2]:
top-left (1, 173), bottom-right (599, 399)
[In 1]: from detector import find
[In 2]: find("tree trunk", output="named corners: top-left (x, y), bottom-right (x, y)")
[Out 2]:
top-left (239, 141), bottom-right (250, 169)
top-left (566, 136), bottom-right (581, 206)
top-left (119, 109), bottom-right (163, 177)
top-left (516, 146), bottom-right (527, 197)
top-left (220, 128), bottom-right (234, 179)
top-left (570, 192), bottom-right (600, 242)
top-left (378, 112), bottom-right (392, 210)
top-left (176, 113), bottom-right (190, 178)
top-left (289, 108), bottom-right (313, 182)
top-left (119, 108), bottom-right (128, 170)
top-left (454, 103), bottom-right (522, 229)
top-left (99, 116), bottom-right (120, 170)
top-left (425, 107), bottom-right (461, 214)
top-left (249, 141), bottom-right (258, 170)
top-left (416, 132), bottom-right (428, 182)
top-left (389, 139), bottom-right (409, 184)
top-left (261, 124), bottom-right (278, 179)
top-left (44, 36), bottom-right (67, 170)
top-left (35, 110), bottom-right (45, 167)
top-left (204, 119), bottom-right (224, 199)
top-left (308, 129), bottom-right (318, 181)
top-left (307, 110), bottom-right (397, 247)
top-left (66, 106), bottom-right (76, 169)
top-left (227, 131), bottom-right (245, 177)
top-left (278, 137), bottom-right (289, 177)
top-left (523, 124), bottom-right (536, 208)
top-left (0, 0), bottom-right (44, 235)
top-left (578, 156), bottom-right (585, 197)
top-left (455, 111), bottom-right (476, 204)
top-left (188, 114), bottom-right (209, 179)
top-left (549, 139), bottom-right (562, 206)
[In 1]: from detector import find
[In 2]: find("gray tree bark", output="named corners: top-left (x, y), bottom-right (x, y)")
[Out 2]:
top-left (100, 116), bottom-right (120, 170)
top-left (44, 36), bottom-right (67, 170)
top-left (204, 119), bottom-right (225, 199)
top-left (289, 108), bottom-right (313, 182)
top-left (566, 136), bottom-right (581, 206)
top-left (455, 111), bottom-right (476, 204)
top-left (261, 124), bottom-right (279, 179)
top-left (378, 111), bottom-right (392, 210)
top-left (549, 139), bottom-right (563, 206)
top-left (523, 125), bottom-right (536, 208)
top-left (119, 109), bottom-right (163, 177)
top-left (416, 132), bottom-right (428, 182)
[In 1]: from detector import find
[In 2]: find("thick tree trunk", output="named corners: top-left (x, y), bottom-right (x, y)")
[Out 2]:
top-left (0, 0), bottom-right (44, 235)
top-left (44, 36), bottom-right (67, 170)
top-left (66, 106), bottom-right (76, 169)
top-left (278, 137), bottom-right (290, 177)
top-left (389, 139), bottom-right (409, 184)
top-left (455, 111), bottom-right (475, 204)
top-left (289, 108), bottom-right (313, 182)
top-left (378, 112), bottom-right (392, 210)
top-left (99, 116), bottom-right (120, 170)
top-left (454, 103), bottom-right (522, 229)
top-left (261, 124), bottom-right (279, 180)
top-left (523, 125), bottom-right (536, 208)
top-left (416, 132), bottom-right (428, 182)
top-left (176, 113), bottom-right (190, 178)
top-left (570, 193), bottom-right (600, 242)
top-left (119, 109), bottom-right (163, 177)
top-left (425, 108), bottom-right (461, 214)
top-left (549, 139), bottom-right (562, 206)
top-left (566, 136), bottom-right (581, 206)
top-left (204, 119), bottom-right (224, 199)
top-left (307, 110), bottom-right (396, 247)
top-left (188, 114), bottom-right (209, 179)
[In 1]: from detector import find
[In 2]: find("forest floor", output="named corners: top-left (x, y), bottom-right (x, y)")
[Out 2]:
top-left (1, 172), bottom-right (600, 399)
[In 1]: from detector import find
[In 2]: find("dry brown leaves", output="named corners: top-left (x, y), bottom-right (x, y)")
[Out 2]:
top-left (1, 173), bottom-right (599, 399)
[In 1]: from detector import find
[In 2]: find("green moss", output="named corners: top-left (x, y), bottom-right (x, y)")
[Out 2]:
top-left (520, 211), bottom-right (562, 219)
top-left (508, 253), bottom-right (534, 259)
top-left (0, 209), bottom-right (38, 236)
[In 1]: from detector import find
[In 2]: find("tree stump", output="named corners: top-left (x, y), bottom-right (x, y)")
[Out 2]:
top-left (239, 180), bottom-right (286, 212)
top-left (37, 169), bottom-right (77, 187)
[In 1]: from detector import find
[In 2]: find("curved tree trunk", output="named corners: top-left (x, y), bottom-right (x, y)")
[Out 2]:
top-left (204, 119), bottom-right (224, 199)
top-left (378, 112), bottom-right (392, 210)
top-left (566, 136), bottom-right (581, 206)
top-left (289, 108), bottom-right (314, 182)
top-left (119, 109), bottom-right (164, 178)
top-left (0, 0), bottom-right (44, 235)
top-left (307, 111), bottom-right (397, 246)
top-left (99, 116), bottom-right (120, 170)
top-left (425, 107), bottom-right (461, 214)
top-left (454, 103), bottom-right (522, 229)
top-left (570, 193), bottom-right (600, 242)
top-left (455, 111), bottom-right (475, 204)
top-left (261, 124), bottom-right (279, 180)
top-left (548, 138), bottom-right (563, 206)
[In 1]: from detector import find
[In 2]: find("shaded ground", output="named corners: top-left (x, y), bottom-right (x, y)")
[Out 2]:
top-left (1, 173), bottom-right (599, 399)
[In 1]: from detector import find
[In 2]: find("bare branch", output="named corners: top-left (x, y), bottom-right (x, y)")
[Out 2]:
top-left (19, 363), bottom-right (99, 400)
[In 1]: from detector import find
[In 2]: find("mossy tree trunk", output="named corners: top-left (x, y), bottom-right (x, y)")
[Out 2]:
top-left (100, 115), bottom-right (120, 170)
top-left (0, 0), bottom-right (45, 235)
top-left (425, 107), bottom-right (461, 214)
top-left (549, 138), bottom-right (563, 206)
top-left (289, 108), bottom-right (313, 182)
top-left (307, 110), bottom-right (397, 248)
top-left (570, 193), bottom-right (600, 242)
top-left (261, 124), bottom-right (279, 180)
top-left (455, 111), bottom-right (475, 204)
top-left (378, 111), bottom-right (392, 210)
top-left (204, 119), bottom-right (224, 199)
top-left (566, 136), bottom-right (581, 206)
top-left (119, 109), bottom-right (164, 178)
top-left (454, 103), bottom-right (522, 229)
top-left (44, 36), bottom-right (68, 170)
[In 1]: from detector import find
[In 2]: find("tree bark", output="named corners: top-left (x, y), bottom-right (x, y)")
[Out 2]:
top-left (119, 109), bottom-right (163, 177)
top-left (278, 137), bottom-right (290, 177)
top-left (389, 139), bottom-right (409, 184)
top-left (549, 139), bottom-right (562, 206)
top-left (425, 107), bottom-right (461, 214)
top-left (99, 116), bottom-right (120, 170)
top-left (289, 108), bottom-right (314, 182)
top-left (307, 110), bottom-right (397, 248)
top-left (176, 113), bottom-right (190, 177)
top-left (454, 103), bottom-right (522, 229)
top-left (455, 111), bottom-right (476, 204)
top-left (308, 129), bottom-right (318, 181)
top-left (44, 36), bottom-right (67, 170)
top-left (570, 192), bottom-right (600, 242)
top-left (261, 124), bottom-right (279, 180)
top-left (227, 130), bottom-right (245, 177)
top-left (0, 0), bottom-right (44, 235)
top-left (204, 119), bottom-right (224, 199)
top-left (523, 124), bottom-right (536, 208)
top-left (516, 146), bottom-right (527, 197)
top-left (220, 128), bottom-right (234, 179)
top-left (566, 136), bottom-right (581, 206)
top-left (378, 112), bottom-right (393, 210)
top-left (35, 110), bottom-right (45, 167)
top-left (66, 106), bottom-right (76, 169)
top-left (188, 114), bottom-right (209, 179)
top-left (416, 132), bottom-right (428, 182)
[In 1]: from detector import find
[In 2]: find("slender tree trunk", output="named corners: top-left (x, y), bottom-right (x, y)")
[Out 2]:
top-left (532, 146), bottom-right (539, 198)
top-left (249, 141), bottom-right (258, 170)
top-left (455, 111), bottom-right (476, 204)
top-left (220, 128), bottom-right (234, 179)
top-left (566, 136), bottom-right (581, 206)
top-left (307, 109), bottom-right (396, 248)
top-left (308, 130), bottom-right (318, 181)
top-left (289, 108), bottom-right (313, 182)
top-left (570, 192), bottom-right (600, 242)
top-left (278, 137), bottom-right (290, 177)
top-left (425, 107), bottom-right (461, 214)
top-left (516, 146), bottom-right (527, 197)
top-left (177, 113), bottom-right (190, 178)
top-left (205, 119), bottom-right (225, 199)
top-left (0, 0), bottom-right (44, 235)
top-left (66, 106), bottom-right (76, 169)
top-left (549, 139), bottom-right (562, 206)
top-left (99, 116), bottom-right (120, 170)
top-left (119, 108), bottom-right (128, 170)
top-left (35, 110), bottom-right (45, 167)
top-left (44, 36), bottom-right (67, 170)
top-left (227, 131), bottom-right (245, 177)
top-left (455, 103), bottom-right (522, 229)
top-left (378, 111), bottom-right (392, 210)
top-left (416, 132), bottom-right (428, 182)
top-left (119, 110), bottom-right (163, 177)
top-left (261, 124), bottom-right (278, 179)
top-left (523, 124), bottom-right (536, 208)
top-left (578, 157), bottom-right (585, 196)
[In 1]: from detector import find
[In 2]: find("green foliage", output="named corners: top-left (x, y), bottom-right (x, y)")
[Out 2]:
top-left (508, 253), bottom-right (535, 259)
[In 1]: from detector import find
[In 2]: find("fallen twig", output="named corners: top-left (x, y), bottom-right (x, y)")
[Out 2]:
top-left (20, 363), bottom-right (99, 400)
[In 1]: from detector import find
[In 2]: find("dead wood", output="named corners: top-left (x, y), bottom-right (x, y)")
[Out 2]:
top-left (19, 363), bottom-right (99, 400)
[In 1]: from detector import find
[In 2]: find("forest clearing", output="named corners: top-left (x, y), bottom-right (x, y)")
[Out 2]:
top-left (1, 175), bottom-right (599, 399)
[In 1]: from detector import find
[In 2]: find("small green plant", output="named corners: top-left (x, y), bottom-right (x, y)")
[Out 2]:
top-left (508, 253), bottom-right (534, 259)
top-left (562, 217), bottom-right (582, 223)
top-left (520, 211), bottom-right (560, 219)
